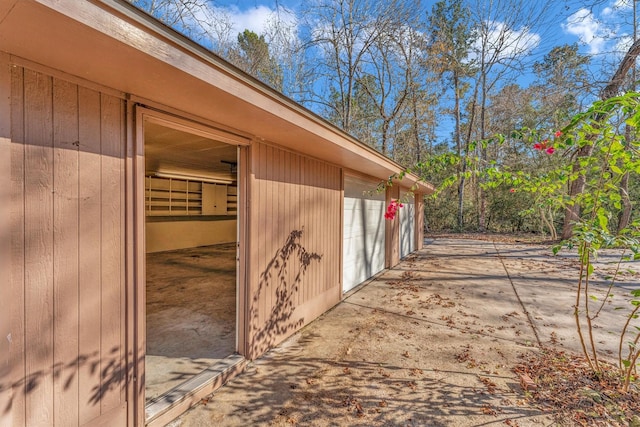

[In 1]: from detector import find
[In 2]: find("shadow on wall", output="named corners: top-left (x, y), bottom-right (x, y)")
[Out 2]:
top-left (249, 229), bottom-right (322, 359)
top-left (0, 346), bottom-right (139, 416)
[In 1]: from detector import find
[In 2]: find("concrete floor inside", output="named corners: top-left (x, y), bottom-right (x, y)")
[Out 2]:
top-left (145, 243), bottom-right (237, 402)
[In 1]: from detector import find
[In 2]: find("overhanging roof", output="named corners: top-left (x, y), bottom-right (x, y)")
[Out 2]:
top-left (0, 0), bottom-right (434, 194)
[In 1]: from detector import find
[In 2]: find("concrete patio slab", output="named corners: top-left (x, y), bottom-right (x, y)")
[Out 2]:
top-left (169, 237), bottom-right (639, 427)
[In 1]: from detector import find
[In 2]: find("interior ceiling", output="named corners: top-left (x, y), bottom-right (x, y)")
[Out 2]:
top-left (145, 121), bottom-right (238, 181)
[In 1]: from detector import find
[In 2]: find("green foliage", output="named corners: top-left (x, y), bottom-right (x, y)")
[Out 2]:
top-left (520, 93), bottom-right (640, 390)
top-left (425, 93), bottom-right (640, 387)
top-left (235, 29), bottom-right (284, 91)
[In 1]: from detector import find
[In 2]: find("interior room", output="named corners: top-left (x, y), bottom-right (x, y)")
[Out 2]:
top-left (143, 120), bottom-right (239, 403)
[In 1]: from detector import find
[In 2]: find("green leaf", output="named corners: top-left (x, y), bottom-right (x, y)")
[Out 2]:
top-left (610, 165), bottom-right (623, 175)
top-left (597, 209), bottom-right (608, 230)
top-left (589, 295), bottom-right (598, 301)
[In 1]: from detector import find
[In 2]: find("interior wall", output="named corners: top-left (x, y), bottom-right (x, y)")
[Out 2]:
top-left (145, 219), bottom-right (236, 253)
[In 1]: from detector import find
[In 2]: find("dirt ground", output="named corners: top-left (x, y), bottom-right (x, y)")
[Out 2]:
top-left (170, 237), bottom-right (639, 427)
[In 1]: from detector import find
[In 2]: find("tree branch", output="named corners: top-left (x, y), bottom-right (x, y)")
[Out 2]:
top-left (601, 38), bottom-right (640, 100)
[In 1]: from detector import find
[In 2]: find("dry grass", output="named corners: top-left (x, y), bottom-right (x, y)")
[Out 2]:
top-left (426, 231), bottom-right (558, 245)
top-left (514, 348), bottom-right (640, 426)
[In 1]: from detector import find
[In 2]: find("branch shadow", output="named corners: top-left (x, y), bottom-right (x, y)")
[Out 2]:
top-left (0, 346), bottom-right (139, 415)
top-left (188, 341), bottom-right (546, 426)
top-left (249, 228), bottom-right (322, 360)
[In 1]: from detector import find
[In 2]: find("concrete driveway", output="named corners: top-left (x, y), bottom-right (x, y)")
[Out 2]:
top-left (172, 238), bottom-right (639, 427)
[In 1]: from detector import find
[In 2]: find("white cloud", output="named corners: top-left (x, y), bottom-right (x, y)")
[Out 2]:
top-left (182, 2), bottom-right (297, 53)
top-left (220, 5), bottom-right (297, 41)
top-left (603, 0), bottom-right (632, 17)
top-left (562, 8), bottom-right (609, 54)
top-left (471, 21), bottom-right (541, 62)
top-left (614, 34), bottom-right (634, 56)
top-left (224, 5), bottom-right (273, 35)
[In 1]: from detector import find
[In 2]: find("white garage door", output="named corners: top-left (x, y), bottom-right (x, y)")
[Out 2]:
top-left (399, 190), bottom-right (415, 259)
top-left (343, 176), bottom-right (386, 292)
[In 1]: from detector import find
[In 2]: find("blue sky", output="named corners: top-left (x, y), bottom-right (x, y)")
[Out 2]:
top-left (209, 0), bottom-right (636, 66)
top-left (172, 0), bottom-right (637, 143)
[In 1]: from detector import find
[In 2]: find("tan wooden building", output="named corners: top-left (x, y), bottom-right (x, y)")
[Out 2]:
top-left (0, 0), bottom-right (434, 425)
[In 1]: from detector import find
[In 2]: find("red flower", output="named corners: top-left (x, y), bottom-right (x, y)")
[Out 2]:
top-left (546, 147), bottom-right (555, 154)
top-left (534, 139), bottom-right (549, 150)
top-left (384, 199), bottom-right (404, 220)
top-left (554, 130), bottom-right (562, 138)
top-left (509, 188), bottom-right (516, 193)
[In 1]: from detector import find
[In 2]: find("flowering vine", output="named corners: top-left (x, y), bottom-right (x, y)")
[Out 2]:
top-left (532, 131), bottom-right (561, 154)
top-left (484, 95), bottom-right (640, 388)
top-left (384, 199), bottom-right (403, 220)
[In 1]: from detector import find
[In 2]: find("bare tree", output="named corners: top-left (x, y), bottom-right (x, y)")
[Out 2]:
top-left (127, 0), bottom-right (232, 45)
top-left (616, 0), bottom-right (638, 234)
top-left (428, 0), bottom-right (475, 229)
top-left (401, 28), bottom-right (439, 165)
top-left (301, 0), bottom-right (408, 133)
top-left (261, 9), bottom-right (314, 104)
top-left (465, 0), bottom-right (554, 230)
top-left (358, 11), bottom-right (423, 156)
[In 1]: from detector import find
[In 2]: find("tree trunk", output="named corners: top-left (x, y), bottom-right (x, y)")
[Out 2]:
top-left (617, 171), bottom-right (632, 233)
top-left (617, 124), bottom-right (632, 234)
top-left (412, 91), bottom-right (421, 163)
top-left (477, 63), bottom-right (488, 232)
top-left (454, 72), bottom-right (464, 229)
top-left (562, 38), bottom-right (640, 239)
top-left (561, 144), bottom-right (593, 239)
top-left (381, 119), bottom-right (389, 156)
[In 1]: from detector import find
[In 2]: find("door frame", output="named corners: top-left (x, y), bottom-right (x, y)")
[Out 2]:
top-left (132, 106), bottom-right (250, 425)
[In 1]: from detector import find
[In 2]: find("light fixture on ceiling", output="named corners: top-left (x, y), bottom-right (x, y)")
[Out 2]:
top-left (152, 171), bottom-right (234, 185)
top-left (221, 160), bottom-right (238, 174)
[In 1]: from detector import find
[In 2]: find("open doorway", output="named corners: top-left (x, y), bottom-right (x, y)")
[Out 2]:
top-left (141, 116), bottom-right (240, 405)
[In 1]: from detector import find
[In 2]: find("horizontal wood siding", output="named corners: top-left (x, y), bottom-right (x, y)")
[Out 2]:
top-left (247, 142), bottom-right (341, 359)
top-left (6, 65), bottom-right (127, 426)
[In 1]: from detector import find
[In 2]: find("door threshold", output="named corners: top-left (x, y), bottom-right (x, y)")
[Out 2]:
top-left (145, 353), bottom-right (247, 427)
